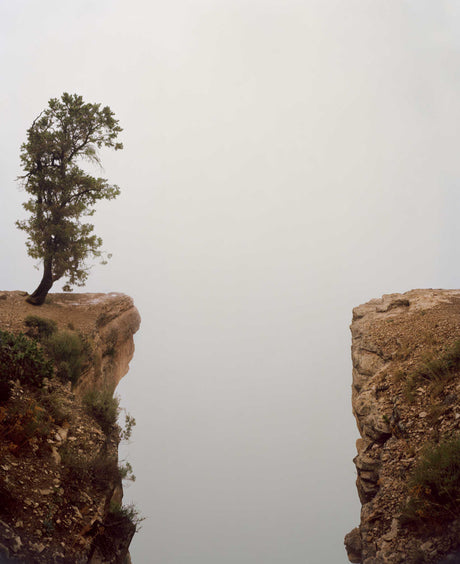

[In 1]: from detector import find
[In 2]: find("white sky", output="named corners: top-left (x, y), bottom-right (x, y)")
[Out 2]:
top-left (2, 1), bottom-right (460, 562)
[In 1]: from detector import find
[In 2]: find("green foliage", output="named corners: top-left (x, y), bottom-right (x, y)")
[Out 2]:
top-left (120, 412), bottom-right (136, 442)
top-left (108, 501), bottom-right (144, 532)
top-left (24, 315), bottom-right (57, 340)
top-left (45, 330), bottom-right (90, 385)
top-left (118, 460), bottom-right (136, 483)
top-left (401, 435), bottom-right (460, 525)
top-left (16, 92), bottom-right (122, 301)
top-left (83, 389), bottom-right (119, 434)
top-left (0, 330), bottom-right (53, 387)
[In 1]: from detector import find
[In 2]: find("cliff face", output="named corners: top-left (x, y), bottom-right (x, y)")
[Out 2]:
top-left (345, 290), bottom-right (460, 564)
top-left (0, 291), bottom-right (140, 563)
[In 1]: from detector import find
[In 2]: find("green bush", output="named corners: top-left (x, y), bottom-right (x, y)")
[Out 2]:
top-left (108, 501), bottom-right (144, 532)
top-left (45, 330), bottom-right (89, 385)
top-left (24, 315), bottom-right (57, 340)
top-left (83, 389), bottom-right (119, 434)
top-left (402, 434), bottom-right (460, 525)
top-left (118, 460), bottom-right (136, 483)
top-left (0, 330), bottom-right (53, 387)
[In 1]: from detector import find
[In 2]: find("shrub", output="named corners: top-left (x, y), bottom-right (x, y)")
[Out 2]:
top-left (60, 447), bottom-right (92, 483)
top-left (108, 501), bottom-right (144, 532)
top-left (0, 398), bottom-right (54, 452)
top-left (61, 448), bottom-right (122, 490)
top-left (39, 389), bottom-right (72, 426)
top-left (119, 412), bottom-right (136, 442)
top-left (24, 315), bottom-right (57, 340)
top-left (401, 434), bottom-right (460, 525)
top-left (0, 330), bottom-right (53, 387)
top-left (118, 460), bottom-right (136, 483)
top-left (92, 455), bottom-right (121, 489)
top-left (45, 330), bottom-right (90, 385)
top-left (90, 501), bottom-right (143, 561)
top-left (83, 390), bottom-right (119, 434)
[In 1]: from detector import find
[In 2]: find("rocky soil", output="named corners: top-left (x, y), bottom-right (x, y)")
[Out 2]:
top-left (0, 291), bottom-right (140, 563)
top-left (345, 290), bottom-right (460, 564)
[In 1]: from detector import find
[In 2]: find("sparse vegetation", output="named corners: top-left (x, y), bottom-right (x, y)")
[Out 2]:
top-left (401, 434), bottom-right (460, 526)
top-left (119, 412), bottom-right (136, 442)
top-left (401, 340), bottom-right (460, 401)
top-left (24, 315), bottom-right (57, 340)
top-left (83, 389), bottom-right (119, 434)
top-left (45, 330), bottom-right (91, 385)
top-left (0, 398), bottom-right (54, 453)
top-left (22, 316), bottom-right (92, 386)
top-left (0, 330), bottom-right (53, 388)
top-left (118, 460), bottom-right (136, 483)
top-left (39, 388), bottom-right (72, 426)
top-left (413, 340), bottom-right (460, 386)
top-left (108, 501), bottom-right (144, 532)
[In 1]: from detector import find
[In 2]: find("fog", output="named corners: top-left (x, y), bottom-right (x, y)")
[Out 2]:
top-left (2, 1), bottom-right (460, 562)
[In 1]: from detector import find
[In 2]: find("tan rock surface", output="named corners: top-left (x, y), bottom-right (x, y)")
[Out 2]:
top-left (0, 290), bottom-right (141, 394)
top-left (0, 291), bottom-right (141, 563)
top-left (345, 289), bottom-right (460, 564)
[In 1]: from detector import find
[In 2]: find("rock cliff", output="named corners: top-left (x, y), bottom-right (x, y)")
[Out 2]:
top-left (0, 291), bottom-right (140, 563)
top-left (345, 290), bottom-right (460, 564)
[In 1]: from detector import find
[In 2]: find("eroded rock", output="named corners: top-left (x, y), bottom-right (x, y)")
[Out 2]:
top-left (345, 289), bottom-right (460, 563)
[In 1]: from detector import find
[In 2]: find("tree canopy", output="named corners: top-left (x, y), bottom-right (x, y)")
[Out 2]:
top-left (17, 93), bottom-right (123, 305)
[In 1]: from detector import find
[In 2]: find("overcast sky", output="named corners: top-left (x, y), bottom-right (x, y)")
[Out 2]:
top-left (2, 1), bottom-right (460, 562)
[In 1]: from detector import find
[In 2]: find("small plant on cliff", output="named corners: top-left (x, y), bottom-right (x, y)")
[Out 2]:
top-left (0, 330), bottom-right (53, 388)
top-left (119, 412), bottom-right (136, 442)
top-left (414, 340), bottom-right (460, 386)
top-left (23, 317), bottom-right (92, 386)
top-left (0, 398), bottom-right (54, 453)
top-left (17, 92), bottom-right (123, 305)
top-left (108, 501), bottom-right (144, 532)
top-left (24, 315), bottom-right (57, 340)
top-left (45, 330), bottom-right (90, 385)
top-left (83, 389), bottom-right (119, 434)
top-left (118, 460), bottom-right (136, 483)
top-left (401, 434), bottom-right (460, 526)
top-left (403, 340), bottom-right (460, 400)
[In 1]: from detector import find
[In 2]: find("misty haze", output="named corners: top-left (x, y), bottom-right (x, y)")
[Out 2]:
top-left (2, 1), bottom-right (460, 562)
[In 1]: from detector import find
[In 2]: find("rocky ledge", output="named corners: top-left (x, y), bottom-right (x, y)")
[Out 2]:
top-left (345, 290), bottom-right (460, 564)
top-left (0, 291), bottom-right (140, 563)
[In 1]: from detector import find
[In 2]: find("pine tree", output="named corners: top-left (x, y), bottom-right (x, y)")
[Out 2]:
top-left (17, 93), bottom-right (123, 305)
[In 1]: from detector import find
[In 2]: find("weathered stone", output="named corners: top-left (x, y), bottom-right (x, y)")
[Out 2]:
top-left (53, 441), bottom-right (65, 465)
top-left (0, 291), bottom-right (141, 563)
top-left (345, 527), bottom-right (362, 563)
top-left (346, 289), bottom-right (460, 563)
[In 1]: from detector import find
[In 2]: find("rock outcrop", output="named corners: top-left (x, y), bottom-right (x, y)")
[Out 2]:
top-left (0, 291), bottom-right (140, 563)
top-left (345, 290), bottom-right (460, 564)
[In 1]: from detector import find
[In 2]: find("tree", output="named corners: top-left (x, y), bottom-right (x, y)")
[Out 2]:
top-left (16, 93), bottom-right (123, 305)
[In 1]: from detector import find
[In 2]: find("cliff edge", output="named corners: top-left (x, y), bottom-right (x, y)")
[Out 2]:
top-left (345, 290), bottom-right (460, 564)
top-left (0, 291), bottom-right (141, 563)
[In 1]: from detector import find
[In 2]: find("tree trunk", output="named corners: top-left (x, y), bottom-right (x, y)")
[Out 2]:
top-left (26, 259), bottom-right (54, 305)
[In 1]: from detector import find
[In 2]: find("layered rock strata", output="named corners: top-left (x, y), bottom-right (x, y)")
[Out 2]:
top-left (345, 290), bottom-right (460, 564)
